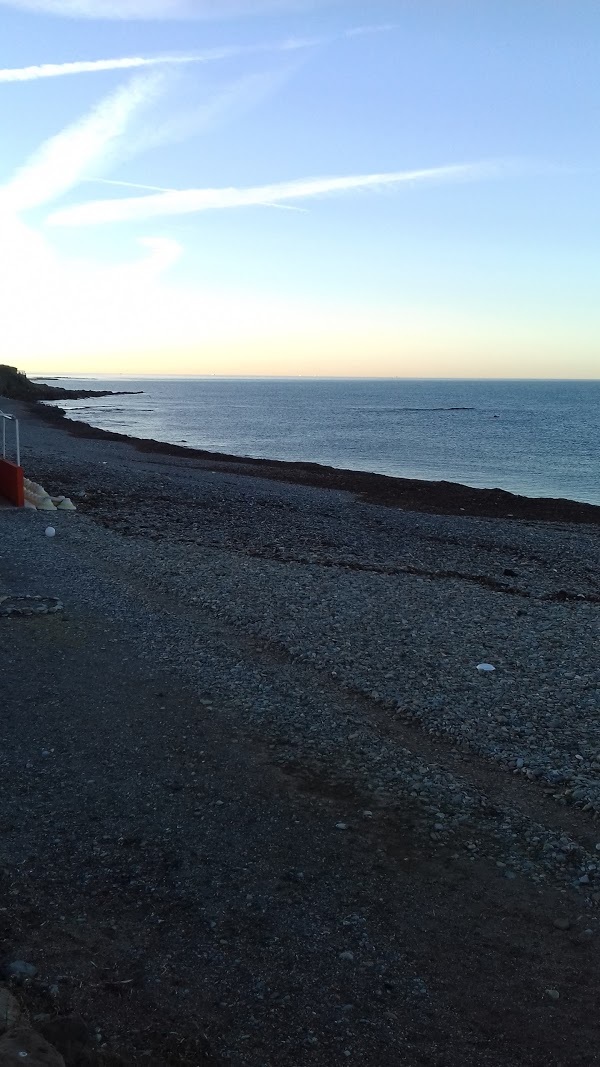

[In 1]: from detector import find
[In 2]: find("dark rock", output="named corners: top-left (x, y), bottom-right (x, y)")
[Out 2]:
top-left (0, 1026), bottom-right (65, 1066)
top-left (0, 986), bottom-right (21, 1032)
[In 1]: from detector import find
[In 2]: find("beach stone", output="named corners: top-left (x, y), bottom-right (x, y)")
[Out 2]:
top-left (0, 987), bottom-right (21, 1033)
top-left (552, 918), bottom-right (571, 931)
top-left (0, 1026), bottom-right (65, 1065)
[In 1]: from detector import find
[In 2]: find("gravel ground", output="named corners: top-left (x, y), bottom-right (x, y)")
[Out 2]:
top-left (0, 398), bottom-right (599, 1065)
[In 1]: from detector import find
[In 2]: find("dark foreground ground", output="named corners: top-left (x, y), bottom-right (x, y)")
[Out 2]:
top-left (2, 609), bottom-right (598, 1066)
top-left (0, 399), bottom-right (598, 1066)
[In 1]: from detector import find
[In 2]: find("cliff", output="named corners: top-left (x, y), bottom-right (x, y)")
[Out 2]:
top-left (0, 365), bottom-right (140, 401)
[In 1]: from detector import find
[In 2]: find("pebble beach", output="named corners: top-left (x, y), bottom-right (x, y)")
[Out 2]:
top-left (1, 397), bottom-right (599, 1065)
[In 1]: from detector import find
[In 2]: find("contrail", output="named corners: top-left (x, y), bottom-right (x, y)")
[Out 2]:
top-left (0, 0), bottom-right (330, 20)
top-left (0, 23), bottom-right (392, 84)
top-left (0, 37), bottom-right (311, 83)
top-left (1, 73), bottom-right (163, 211)
top-left (0, 53), bottom-right (219, 83)
top-left (84, 176), bottom-right (310, 210)
top-left (82, 176), bottom-right (180, 193)
top-left (48, 163), bottom-right (496, 226)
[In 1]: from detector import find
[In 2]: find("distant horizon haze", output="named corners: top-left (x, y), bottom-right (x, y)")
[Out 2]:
top-left (29, 371), bottom-right (600, 382)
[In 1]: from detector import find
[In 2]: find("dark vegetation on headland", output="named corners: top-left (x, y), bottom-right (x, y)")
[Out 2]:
top-left (31, 393), bottom-right (600, 526)
top-left (0, 364), bottom-right (141, 402)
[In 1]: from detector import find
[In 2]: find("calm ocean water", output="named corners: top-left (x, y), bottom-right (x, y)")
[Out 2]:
top-left (40, 378), bottom-right (600, 506)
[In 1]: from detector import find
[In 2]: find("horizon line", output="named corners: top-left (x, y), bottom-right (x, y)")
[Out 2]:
top-left (28, 372), bottom-right (600, 382)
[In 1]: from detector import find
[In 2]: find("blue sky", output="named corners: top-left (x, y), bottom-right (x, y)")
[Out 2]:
top-left (0, 0), bottom-right (598, 377)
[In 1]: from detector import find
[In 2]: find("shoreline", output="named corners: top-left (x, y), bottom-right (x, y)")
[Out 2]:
top-left (31, 399), bottom-right (600, 525)
top-left (2, 393), bottom-right (600, 1065)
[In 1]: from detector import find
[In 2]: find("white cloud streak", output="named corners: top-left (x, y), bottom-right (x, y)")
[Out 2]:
top-left (83, 177), bottom-right (178, 193)
top-left (84, 176), bottom-right (310, 211)
top-left (129, 69), bottom-right (293, 156)
top-left (0, 37), bottom-right (312, 83)
top-left (0, 48), bottom-right (308, 215)
top-left (0, 0), bottom-right (332, 19)
top-left (0, 72), bottom-right (164, 211)
top-left (0, 51), bottom-right (224, 83)
top-left (48, 163), bottom-right (495, 227)
top-left (344, 23), bottom-right (400, 38)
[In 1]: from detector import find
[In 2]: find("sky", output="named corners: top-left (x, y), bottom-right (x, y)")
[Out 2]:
top-left (0, 0), bottom-right (599, 378)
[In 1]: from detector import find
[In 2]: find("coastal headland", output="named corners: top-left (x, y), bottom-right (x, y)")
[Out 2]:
top-left (0, 391), bottom-right (598, 1065)
top-left (0, 364), bottom-right (141, 403)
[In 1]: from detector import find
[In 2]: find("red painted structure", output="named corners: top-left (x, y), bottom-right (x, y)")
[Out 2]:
top-left (0, 458), bottom-right (24, 506)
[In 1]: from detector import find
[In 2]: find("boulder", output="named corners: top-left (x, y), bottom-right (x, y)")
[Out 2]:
top-left (0, 986), bottom-right (21, 1033)
top-left (0, 1026), bottom-right (65, 1065)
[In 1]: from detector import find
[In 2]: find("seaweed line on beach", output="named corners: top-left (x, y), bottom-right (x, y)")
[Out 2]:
top-left (30, 399), bottom-right (600, 525)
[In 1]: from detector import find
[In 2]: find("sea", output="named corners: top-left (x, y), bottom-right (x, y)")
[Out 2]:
top-left (37, 377), bottom-right (600, 506)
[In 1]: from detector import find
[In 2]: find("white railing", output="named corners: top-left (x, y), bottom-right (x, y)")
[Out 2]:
top-left (0, 412), bottom-right (21, 467)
